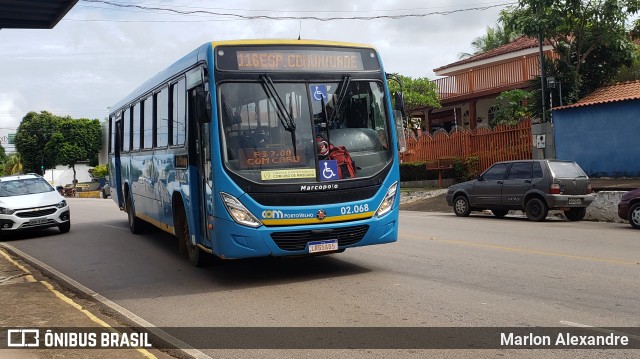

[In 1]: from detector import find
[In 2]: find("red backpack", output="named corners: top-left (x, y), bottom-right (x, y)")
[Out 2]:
top-left (327, 144), bottom-right (357, 179)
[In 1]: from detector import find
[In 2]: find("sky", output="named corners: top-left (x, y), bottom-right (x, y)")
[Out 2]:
top-left (0, 0), bottom-right (509, 153)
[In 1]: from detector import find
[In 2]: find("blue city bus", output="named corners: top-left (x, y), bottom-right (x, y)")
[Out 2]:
top-left (107, 39), bottom-right (403, 266)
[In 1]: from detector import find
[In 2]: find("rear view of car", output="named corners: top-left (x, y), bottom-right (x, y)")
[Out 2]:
top-left (545, 160), bottom-right (594, 221)
top-left (618, 188), bottom-right (640, 229)
top-left (0, 174), bottom-right (70, 237)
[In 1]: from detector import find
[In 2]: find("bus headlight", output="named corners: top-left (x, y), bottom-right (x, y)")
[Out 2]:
top-left (220, 192), bottom-right (262, 228)
top-left (374, 182), bottom-right (398, 218)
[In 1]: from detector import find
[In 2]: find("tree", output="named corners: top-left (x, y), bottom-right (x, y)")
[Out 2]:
top-left (89, 164), bottom-right (109, 179)
top-left (459, 23), bottom-right (521, 59)
top-left (387, 74), bottom-right (440, 112)
top-left (14, 111), bottom-right (103, 182)
top-left (14, 111), bottom-right (59, 175)
top-left (387, 75), bottom-right (441, 133)
top-left (4, 153), bottom-right (23, 175)
top-left (614, 43), bottom-right (640, 82)
top-left (490, 90), bottom-right (533, 127)
top-left (50, 118), bottom-right (103, 185)
top-left (0, 144), bottom-right (6, 176)
top-left (501, 0), bottom-right (639, 104)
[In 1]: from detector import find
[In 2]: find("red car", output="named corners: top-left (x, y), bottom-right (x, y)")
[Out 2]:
top-left (618, 188), bottom-right (640, 229)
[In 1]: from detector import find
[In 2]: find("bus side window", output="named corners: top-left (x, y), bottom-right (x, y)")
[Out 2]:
top-left (133, 102), bottom-right (141, 150)
top-left (143, 95), bottom-right (153, 149)
top-left (123, 108), bottom-right (131, 152)
top-left (172, 78), bottom-right (186, 146)
top-left (156, 87), bottom-right (169, 147)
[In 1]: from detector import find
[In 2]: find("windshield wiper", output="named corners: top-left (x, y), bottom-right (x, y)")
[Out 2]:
top-left (259, 74), bottom-right (297, 155)
top-left (327, 74), bottom-right (351, 127)
top-left (260, 74), bottom-right (296, 132)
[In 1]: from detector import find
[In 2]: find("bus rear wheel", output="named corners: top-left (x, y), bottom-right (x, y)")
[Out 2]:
top-left (126, 194), bottom-right (145, 234)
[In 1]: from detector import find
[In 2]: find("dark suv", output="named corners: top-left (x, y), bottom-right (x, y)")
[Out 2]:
top-left (446, 160), bottom-right (594, 221)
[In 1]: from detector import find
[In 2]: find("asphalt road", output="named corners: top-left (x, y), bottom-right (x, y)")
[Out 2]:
top-left (3, 198), bottom-right (639, 358)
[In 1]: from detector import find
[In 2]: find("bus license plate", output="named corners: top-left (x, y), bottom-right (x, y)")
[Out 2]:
top-left (568, 198), bottom-right (582, 205)
top-left (29, 218), bottom-right (48, 225)
top-left (308, 239), bottom-right (338, 253)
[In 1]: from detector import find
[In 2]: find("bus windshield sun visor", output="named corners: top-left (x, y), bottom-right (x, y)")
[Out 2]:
top-left (259, 74), bottom-right (297, 156)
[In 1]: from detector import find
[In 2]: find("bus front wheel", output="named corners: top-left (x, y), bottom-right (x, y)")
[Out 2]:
top-left (176, 206), bottom-right (204, 267)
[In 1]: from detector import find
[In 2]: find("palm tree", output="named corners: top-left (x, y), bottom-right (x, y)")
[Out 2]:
top-left (459, 24), bottom-right (521, 59)
top-left (4, 153), bottom-right (23, 175)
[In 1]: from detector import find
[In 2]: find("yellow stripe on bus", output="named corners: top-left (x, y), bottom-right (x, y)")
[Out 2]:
top-left (136, 212), bottom-right (175, 235)
top-left (261, 211), bottom-right (374, 226)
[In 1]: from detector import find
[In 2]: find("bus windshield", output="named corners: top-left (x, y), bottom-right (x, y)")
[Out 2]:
top-left (219, 80), bottom-right (392, 184)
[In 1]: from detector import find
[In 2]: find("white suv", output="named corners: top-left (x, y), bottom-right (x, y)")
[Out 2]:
top-left (0, 174), bottom-right (70, 236)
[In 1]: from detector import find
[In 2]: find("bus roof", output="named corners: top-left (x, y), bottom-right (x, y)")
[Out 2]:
top-left (210, 38), bottom-right (377, 50)
top-left (110, 43), bottom-right (208, 113)
top-left (109, 39), bottom-right (379, 114)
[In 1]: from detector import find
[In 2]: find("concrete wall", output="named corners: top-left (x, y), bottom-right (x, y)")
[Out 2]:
top-left (585, 191), bottom-right (626, 223)
top-left (552, 101), bottom-right (640, 177)
top-left (43, 164), bottom-right (92, 187)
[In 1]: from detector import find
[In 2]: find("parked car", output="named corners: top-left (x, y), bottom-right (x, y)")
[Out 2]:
top-left (617, 188), bottom-right (640, 229)
top-left (445, 160), bottom-right (594, 222)
top-left (0, 174), bottom-right (70, 236)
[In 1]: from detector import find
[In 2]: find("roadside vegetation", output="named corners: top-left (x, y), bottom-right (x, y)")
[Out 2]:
top-left (13, 111), bottom-right (102, 184)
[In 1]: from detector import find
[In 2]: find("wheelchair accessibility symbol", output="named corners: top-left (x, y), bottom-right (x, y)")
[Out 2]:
top-left (311, 84), bottom-right (328, 101)
top-left (320, 160), bottom-right (338, 181)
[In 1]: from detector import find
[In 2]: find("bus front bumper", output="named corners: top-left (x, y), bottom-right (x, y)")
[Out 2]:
top-left (211, 212), bottom-right (398, 259)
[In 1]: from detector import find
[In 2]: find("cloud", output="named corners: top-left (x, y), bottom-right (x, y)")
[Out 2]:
top-left (0, 92), bottom-right (26, 152)
top-left (0, 0), bottom-right (503, 124)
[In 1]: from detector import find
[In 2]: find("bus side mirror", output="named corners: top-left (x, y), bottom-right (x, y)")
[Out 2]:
top-left (195, 86), bottom-right (212, 123)
top-left (394, 92), bottom-right (405, 116)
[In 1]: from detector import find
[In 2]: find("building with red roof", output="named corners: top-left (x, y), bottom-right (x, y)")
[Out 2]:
top-left (412, 36), bottom-right (554, 133)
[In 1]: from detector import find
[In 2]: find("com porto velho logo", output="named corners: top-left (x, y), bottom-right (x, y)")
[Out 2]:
top-left (261, 210), bottom-right (314, 219)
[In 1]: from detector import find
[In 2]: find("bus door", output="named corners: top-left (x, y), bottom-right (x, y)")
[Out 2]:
top-left (196, 119), bottom-right (212, 246)
top-left (188, 84), bottom-right (213, 247)
top-left (113, 119), bottom-right (124, 208)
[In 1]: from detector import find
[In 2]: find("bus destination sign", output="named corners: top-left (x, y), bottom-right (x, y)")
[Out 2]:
top-left (235, 50), bottom-right (365, 72)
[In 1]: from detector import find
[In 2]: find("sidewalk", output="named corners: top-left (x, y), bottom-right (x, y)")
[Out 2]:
top-left (0, 246), bottom-right (176, 359)
top-left (400, 178), bottom-right (640, 218)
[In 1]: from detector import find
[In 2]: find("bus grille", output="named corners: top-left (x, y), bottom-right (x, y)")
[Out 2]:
top-left (270, 225), bottom-right (369, 251)
top-left (16, 208), bottom-right (57, 218)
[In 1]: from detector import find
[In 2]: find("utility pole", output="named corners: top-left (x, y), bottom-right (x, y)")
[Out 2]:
top-left (538, 32), bottom-right (547, 123)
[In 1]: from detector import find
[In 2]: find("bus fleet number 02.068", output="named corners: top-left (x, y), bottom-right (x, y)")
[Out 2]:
top-left (340, 204), bottom-right (369, 215)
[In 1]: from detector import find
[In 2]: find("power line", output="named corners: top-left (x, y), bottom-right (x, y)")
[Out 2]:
top-left (78, 1), bottom-right (513, 14)
top-left (80, 0), bottom-right (516, 22)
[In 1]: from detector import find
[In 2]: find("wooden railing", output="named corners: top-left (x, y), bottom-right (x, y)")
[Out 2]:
top-left (434, 55), bottom-right (541, 100)
top-left (400, 120), bottom-right (532, 173)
